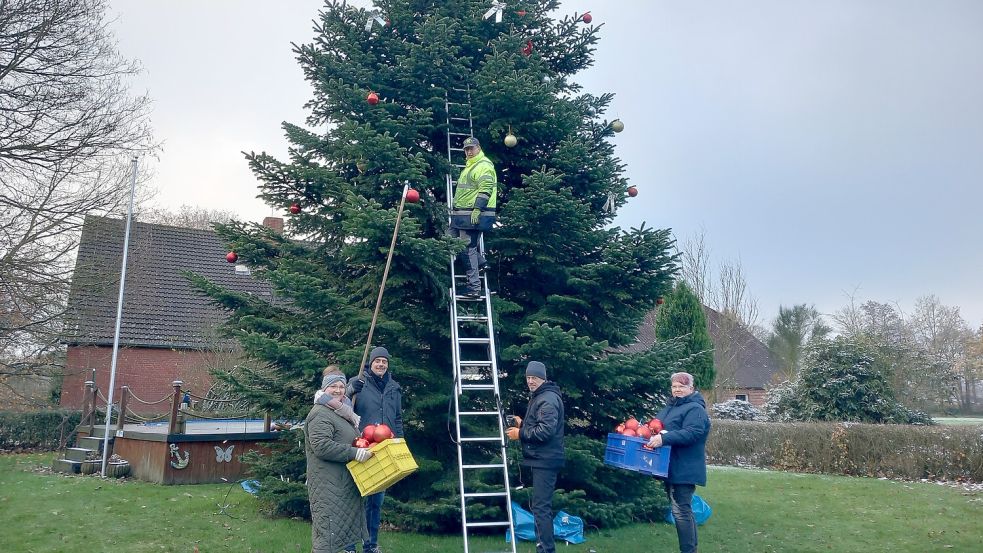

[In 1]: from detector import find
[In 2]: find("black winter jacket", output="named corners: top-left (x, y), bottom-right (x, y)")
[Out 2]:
top-left (519, 382), bottom-right (565, 469)
top-left (348, 371), bottom-right (404, 438)
top-left (655, 391), bottom-right (710, 485)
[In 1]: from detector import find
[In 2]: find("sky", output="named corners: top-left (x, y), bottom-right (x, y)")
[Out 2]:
top-left (107, 0), bottom-right (983, 330)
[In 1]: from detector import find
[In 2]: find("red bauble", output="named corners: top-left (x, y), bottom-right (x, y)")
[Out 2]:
top-left (367, 92), bottom-right (379, 105)
top-left (405, 188), bottom-right (420, 203)
top-left (627, 186), bottom-right (638, 197)
top-left (656, 297), bottom-right (665, 305)
top-left (362, 424), bottom-right (377, 442)
top-left (353, 437), bottom-right (370, 448)
top-left (521, 40), bottom-right (533, 56)
top-left (225, 252), bottom-right (238, 263)
top-left (647, 418), bottom-right (664, 433)
top-left (636, 425), bottom-right (652, 439)
top-left (373, 423), bottom-right (394, 443)
top-left (515, 10), bottom-right (527, 16)
top-left (620, 427), bottom-right (637, 437)
top-left (615, 423), bottom-right (626, 433)
top-left (624, 417), bottom-right (639, 430)
top-left (289, 203), bottom-right (301, 214)
top-left (582, 12), bottom-right (592, 23)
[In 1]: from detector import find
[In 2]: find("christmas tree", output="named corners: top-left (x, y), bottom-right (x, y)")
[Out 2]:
top-left (655, 281), bottom-right (716, 389)
top-left (192, 0), bottom-right (682, 530)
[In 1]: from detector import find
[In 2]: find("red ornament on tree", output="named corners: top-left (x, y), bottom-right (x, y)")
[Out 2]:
top-left (515, 10), bottom-right (527, 16)
top-left (656, 296), bottom-right (665, 305)
top-left (582, 12), bottom-right (592, 24)
top-left (627, 185), bottom-right (638, 197)
top-left (225, 252), bottom-right (238, 264)
top-left (521, 40), bottom-right (533, 56)
top-left (289, 203), bottom-right (301, 214)
top-left (405, 188), bottom-right (420, 203)
top-left (366, 91), bottom-right (379, 105)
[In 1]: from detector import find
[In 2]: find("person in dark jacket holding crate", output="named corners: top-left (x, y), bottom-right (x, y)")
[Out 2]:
top-left (347, 346), bottom-right (404, 553)
top-left (507, 361), bottom-right (565, 553)
top-left (646, 371), bottom-right (711, 553)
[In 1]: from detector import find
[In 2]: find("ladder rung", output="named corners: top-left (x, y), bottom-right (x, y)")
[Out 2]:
top-left (463, 491), bottom-right (508, 498)
top-left (460, 384), bottom-right (495, 390)
top-left (458, 337), bottom-right (490, 344)
top-left (452, 163), bottom-right (466, 168)
top-left (465, 521), bottom-right (512, 527)
top-left (449, 132), bottom-right (472, 136)
top-left (462, 463), bottom-right (506, 469)
top-left (455, 294), bottom-right (486, 301)
top-left (449, 147), bottom-right (466, 152)
top-left (457, 315), bottom-right (488, 322)
top-left (449, 117), bottom-right (471, 121)
top-left (450, 87), bottom-right (471, 92)
top-left (459, 436), bottom-right (500, 442)
top-left (459, 361), bottom-right (492, 366)
top-left (447, 101), bottom-right (468, 106)
top-left (458, 411), bottom-right (499, 416)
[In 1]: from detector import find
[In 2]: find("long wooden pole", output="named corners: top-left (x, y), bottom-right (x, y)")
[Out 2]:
top-left (356, 183), bottom-right (410, 383)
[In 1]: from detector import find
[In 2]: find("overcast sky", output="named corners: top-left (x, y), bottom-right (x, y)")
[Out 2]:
top-left (108, 0), bottom-right (983, 330)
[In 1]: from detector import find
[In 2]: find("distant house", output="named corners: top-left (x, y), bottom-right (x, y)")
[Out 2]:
top-left (60, 215), bottom-right (278, 413)
top-left (622, 305), bottom-right (780, 408)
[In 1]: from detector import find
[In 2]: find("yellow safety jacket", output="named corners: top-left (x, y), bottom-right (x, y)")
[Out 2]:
top-left (451, 151), bottom-right (497, 231)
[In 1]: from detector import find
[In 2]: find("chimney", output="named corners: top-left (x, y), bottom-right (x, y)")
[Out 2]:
top-left (262, 217), bottom-right (284, 233)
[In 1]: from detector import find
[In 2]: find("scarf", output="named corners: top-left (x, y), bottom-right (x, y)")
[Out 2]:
top-left (314, 391), bottom-right (360, 428)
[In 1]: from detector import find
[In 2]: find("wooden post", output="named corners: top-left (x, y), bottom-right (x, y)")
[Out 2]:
top-left (82, 380), bottom-right (94, 428)
top-left (263, 411), bottom-right (272, 432)
top-left (116, 386), bottom-right (129, 435)
top-left (168, 381), bottom-right (183, 435)
top-left (87, 381), bottom-right (97, 436)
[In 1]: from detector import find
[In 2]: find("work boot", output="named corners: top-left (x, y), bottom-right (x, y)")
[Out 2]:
top-left (363, 547), bottom-right (382, 553)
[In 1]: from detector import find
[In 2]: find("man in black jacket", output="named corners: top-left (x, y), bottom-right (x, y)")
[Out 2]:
top-left (507, 361), bottom-right (565, 553)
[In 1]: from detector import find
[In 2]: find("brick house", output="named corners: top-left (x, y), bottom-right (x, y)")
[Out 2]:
top-left (622, 305), bottom-right (780, 408)
top-left (60, 215), bottom-right (277, 413)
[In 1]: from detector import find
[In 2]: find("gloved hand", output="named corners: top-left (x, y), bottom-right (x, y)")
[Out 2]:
top-left (354, 448), bottom-right (373, 463)
top-left (506, 427), bottom-right (520, 441)
top-left (351, 379), bottom-right (364, 394)
top-left (470, 208), bottom-right (480, 225)
top-left (512, 415), bottom-right (522, 428)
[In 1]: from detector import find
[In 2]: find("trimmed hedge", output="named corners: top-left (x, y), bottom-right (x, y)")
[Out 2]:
top-left (708, 419), bottom-right (983, 482)
top-left (0, 410), bottom-right (82, 450)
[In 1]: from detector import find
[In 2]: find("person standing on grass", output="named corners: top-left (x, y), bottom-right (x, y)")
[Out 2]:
top-left (306, 367), bottom-right (373, 553)
top-left (506, 361), bottom-right (565, 553)
top-left (347, 346), bottom-right (404, 553)
top-left (646, 371), bottom-right (711, 553)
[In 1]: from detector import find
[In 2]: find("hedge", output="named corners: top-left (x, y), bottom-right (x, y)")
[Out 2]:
top-left (708, 419), bottom-right (983, 482)
top-left (0, 410), bottom-right (82, 450)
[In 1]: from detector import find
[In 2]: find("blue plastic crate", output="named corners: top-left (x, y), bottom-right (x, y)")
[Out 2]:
top-left (603, 433), bottom-right (670, 477)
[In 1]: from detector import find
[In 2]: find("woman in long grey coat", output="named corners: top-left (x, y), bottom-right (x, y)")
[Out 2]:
top-left (306, 369), bottom-right (373, 553)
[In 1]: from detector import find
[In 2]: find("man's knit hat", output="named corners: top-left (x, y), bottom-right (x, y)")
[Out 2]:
top-left (369, 346), bottom-right (390, 364)
top-left (525, 361), bottom-right (547, 380)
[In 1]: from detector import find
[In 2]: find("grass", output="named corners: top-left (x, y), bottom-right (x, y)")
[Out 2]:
top-left (1, 454), bottom-right (981, 552)
top-left (934, 416), bottom-right (983, 426)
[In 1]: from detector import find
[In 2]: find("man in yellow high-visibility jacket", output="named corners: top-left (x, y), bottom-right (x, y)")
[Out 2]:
top-left (450, 136), bottom-right (497, 297)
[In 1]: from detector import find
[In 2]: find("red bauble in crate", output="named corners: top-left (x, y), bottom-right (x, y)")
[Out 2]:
top-left (362, 424), bottom-right (377, 442)
top-left (636, 425), bottom-right (652, 439)
top-left (373, 423), bottom-right (394, 443)
top-left (620, 427), bottom-right (637, 437)
top-left (647, 418), bottom-right (664, 433)
top-left (353, 437), bottom-right (370, 448)
top-left (624, 417), bottom-right (639, 430)
top-left (614, 423), bottom-right (625, 433)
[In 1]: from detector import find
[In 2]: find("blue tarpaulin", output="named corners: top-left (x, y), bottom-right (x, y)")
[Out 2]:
top-left (505, 501), bottom-right (585, 544)
top-left (665, 493), bottom-right (712, 526)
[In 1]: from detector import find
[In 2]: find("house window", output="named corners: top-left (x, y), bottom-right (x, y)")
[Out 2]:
top-left (735, 394), bottom-right (748, 402)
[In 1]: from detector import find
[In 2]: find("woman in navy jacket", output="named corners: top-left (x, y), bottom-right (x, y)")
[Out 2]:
top-left (647, 372), bottom-right (711, 553)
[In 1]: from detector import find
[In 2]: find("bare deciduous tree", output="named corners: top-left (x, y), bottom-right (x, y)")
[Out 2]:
top-left (1, 0), bottom-right (154, 406)
top-left (139, 205), bottom-right (238, 230)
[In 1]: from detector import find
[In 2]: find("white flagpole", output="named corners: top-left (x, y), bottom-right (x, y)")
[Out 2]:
top-left (100, 157), bottom-right (139, 477)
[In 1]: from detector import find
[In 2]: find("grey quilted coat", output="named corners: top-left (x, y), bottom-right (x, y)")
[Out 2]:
top-left (305, 403), bottom-right (368, 553)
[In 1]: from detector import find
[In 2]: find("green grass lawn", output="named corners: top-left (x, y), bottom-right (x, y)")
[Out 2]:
top-left (1, 454), bottom-right (980, 552)
top-left (934, 416), bottom-right (983, 426)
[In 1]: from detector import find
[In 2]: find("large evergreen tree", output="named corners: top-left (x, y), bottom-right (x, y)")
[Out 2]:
top-left (654, 281), bottom-right (715, 389)
top-left (193, 0), bottom-right (680, 530)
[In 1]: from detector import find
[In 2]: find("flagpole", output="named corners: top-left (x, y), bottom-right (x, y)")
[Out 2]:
top-left (100, 157), bottom-right (139, 476)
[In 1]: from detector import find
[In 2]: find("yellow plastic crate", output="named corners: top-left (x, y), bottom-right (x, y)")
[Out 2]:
top-left (346, 438), bottom-right (418, 496)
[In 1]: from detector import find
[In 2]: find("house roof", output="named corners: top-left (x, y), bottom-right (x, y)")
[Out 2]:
top-left (64, 215), bottom-right (274, 349)
top-left (619, 304), bottom-right (779, 389)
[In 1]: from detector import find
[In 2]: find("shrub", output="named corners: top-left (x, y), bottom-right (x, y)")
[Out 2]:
top-left (0, 410), bottom-right (82, 450)
top-left (712, 399), bottom-right (763, 421)
top-left (708, 419), bottom-right (983, 481)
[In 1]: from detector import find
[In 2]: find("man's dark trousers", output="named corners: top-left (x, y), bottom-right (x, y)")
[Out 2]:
top-left (530, 467), bottom-right (559, 553)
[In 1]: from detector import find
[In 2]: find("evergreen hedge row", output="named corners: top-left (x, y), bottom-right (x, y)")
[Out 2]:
top-left (708, 419), bottom-right (983, 482)
top-left (0, 410), bottom-right (82, 450)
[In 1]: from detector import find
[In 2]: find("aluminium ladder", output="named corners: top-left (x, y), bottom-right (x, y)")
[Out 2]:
top-left (444, 87), bottom-right (518, 553)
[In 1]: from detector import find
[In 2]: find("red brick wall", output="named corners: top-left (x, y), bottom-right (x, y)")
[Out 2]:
top-left (61, 346), bottom-right (218, 414)
top-left (718, 388), bottom-right (768, 408)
